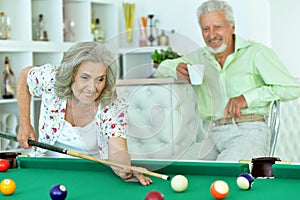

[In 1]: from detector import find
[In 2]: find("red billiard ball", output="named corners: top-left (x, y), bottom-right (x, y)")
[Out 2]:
top-left (50, 184), bottom-right (67, 200)
top-left (210, 180), bottom-right (229, 199)
top-left (0, 178), bottom-right (16, 195)
top-left (145, 190), bottom-right (164, 200)
top-left (0, 159), bottom-right (10, 172)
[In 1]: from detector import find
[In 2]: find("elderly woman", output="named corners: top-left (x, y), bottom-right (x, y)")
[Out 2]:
top-left (17, 42), bottom-right (152, 185)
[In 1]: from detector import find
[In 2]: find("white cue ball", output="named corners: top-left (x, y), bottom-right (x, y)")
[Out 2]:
top-left (171, 175), bottom-right (188, 192)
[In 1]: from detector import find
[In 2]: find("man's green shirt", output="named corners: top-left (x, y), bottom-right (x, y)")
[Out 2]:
top-left (155, 36), bottom-right (300, 121)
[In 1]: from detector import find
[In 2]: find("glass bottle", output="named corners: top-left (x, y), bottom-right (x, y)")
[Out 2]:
top-left (158, 30), bottom-right (169, 46)
top-left (0, 12), bottom-right (8, 39)
top-left (2, 56), bottom-right (15, 99)
top-left (93, 18), bottom-right (104, 42)
top-left (35, 14), bottom-right (47, 41)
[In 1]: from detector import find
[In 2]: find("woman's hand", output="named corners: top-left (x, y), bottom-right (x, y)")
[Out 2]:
top-left (108, 138), bottom-right (152, 185)
top-left (117, 167), bottom-right (153, 186)
top-left (17, 123), bottom-right (36, 149)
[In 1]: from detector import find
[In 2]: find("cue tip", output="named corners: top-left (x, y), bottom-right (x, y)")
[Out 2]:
top-left (162, 175), bottom-right (170, 180)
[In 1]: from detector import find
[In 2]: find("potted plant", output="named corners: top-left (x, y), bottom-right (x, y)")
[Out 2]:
top-left (151, 47), bottom-right (180, 68)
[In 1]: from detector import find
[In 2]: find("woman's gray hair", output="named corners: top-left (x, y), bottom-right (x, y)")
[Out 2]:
top-left (55, 42), bottom-right (118, 108)
top-left (196, 0), bottom-right (235, 25)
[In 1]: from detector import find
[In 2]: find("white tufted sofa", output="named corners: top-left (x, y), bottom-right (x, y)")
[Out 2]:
top-left (273, 97), bottom-right (300, 162)
top-left (117, 78), bottom-right (202, 160)
top-left (117, 78), bottom-right (300, 163)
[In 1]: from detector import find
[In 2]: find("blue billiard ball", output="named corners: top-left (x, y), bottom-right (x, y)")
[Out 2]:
top-left (50, 184), bottom-right (67, 200)
top-left (236, 173), bottom-right (255, 190)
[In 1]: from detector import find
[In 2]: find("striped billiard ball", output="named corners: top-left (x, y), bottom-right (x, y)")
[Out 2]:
top-left (50, 184), bottom-right (67, 200)
top-left (236, 173), bottom-right (254, 190)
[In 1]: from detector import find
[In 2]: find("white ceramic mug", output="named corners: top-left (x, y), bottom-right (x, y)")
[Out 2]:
top-left (187, 64), bottom-right (204, 85)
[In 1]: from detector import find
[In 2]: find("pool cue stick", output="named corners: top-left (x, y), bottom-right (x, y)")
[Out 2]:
top-left (0, 132), bottom-right (170, 180)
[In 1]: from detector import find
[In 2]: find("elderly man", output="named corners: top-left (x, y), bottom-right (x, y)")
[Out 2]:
top-left (155, 0), bottom-right (300, 161)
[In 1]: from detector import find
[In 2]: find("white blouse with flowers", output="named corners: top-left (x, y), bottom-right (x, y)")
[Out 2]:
top-left (27, 64), bottom-right (128, 159)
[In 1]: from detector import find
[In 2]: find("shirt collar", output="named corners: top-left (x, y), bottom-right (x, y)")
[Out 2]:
top-left (234, 35), bottom-right (252, 52)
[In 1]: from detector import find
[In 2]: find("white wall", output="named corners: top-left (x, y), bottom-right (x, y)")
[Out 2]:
top-left (117, 0), bottom-right (298, 77)
top-left (269, 0), bottom-right (300, 77)
top-left (229, 0), bottom-right (270, 46)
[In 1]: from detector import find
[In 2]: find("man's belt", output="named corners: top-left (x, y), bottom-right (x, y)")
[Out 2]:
top-left (213, 114), bottom-right (266, 126)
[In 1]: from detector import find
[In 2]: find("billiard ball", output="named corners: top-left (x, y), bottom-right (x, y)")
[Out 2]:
top-left (0, 159), bottom-right (10, 172)
top-left (170, 175), bottom-right (188, 192)
top-left (0, 178), bottom-right (16, 195)
top-left (145, 190), bottom-right (164, 200)
top-left (210, 180), bottom-right (229, 199)
top-left (50, 184), bottom-right (67, 200)
top-left (236, 173), bottom-right (254, 190)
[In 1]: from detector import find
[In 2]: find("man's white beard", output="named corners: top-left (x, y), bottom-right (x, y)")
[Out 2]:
top-left (207, 40), bottom-right (227, 55)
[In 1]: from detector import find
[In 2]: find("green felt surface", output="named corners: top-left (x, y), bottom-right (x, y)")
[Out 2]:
top-left (0, 157), bottom-right (299, 200)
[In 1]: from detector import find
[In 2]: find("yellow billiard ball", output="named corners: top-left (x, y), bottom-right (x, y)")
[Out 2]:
top-left (0, 178), bottom-right (16, 195)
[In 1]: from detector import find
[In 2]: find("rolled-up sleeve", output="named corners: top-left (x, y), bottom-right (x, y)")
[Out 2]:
top-left (244, 46), bottom-right (300, 107)
top-left (27, 64), bottom-right (56, 97)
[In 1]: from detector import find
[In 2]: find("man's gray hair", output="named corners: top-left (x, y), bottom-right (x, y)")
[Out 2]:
top-left (196, 0), bottom-right (235, 25)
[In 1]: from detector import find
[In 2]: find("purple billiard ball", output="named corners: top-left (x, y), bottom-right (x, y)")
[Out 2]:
top-left (50, 184), bottom-right (67, 200)
top-left (236, 173), bottom-right (255, 190)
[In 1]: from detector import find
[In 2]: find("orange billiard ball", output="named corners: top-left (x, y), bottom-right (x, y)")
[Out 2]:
top-left (210, 180), bottom-right (229, 199)
top-left (0, 178), bottom-right (16, 195)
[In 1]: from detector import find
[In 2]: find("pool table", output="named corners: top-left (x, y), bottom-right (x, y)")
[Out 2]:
top-left (0, 157), bottom-right (300, 200)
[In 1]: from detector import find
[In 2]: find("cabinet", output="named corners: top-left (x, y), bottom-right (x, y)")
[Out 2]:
top-left (0, 0), bottom-right (119, 151)
top-left (0, 0), bottom-right (167, 152)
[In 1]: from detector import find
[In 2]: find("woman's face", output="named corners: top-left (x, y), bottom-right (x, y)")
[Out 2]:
top-left (71, 61), bottom-right (107, 104)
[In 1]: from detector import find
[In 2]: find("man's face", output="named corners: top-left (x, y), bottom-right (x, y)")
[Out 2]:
top-left (199, 10), bottom-right (235, 54)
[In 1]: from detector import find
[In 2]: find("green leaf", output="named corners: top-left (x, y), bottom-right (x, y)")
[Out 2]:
top-left (151, 47), bottom-right (180, 64)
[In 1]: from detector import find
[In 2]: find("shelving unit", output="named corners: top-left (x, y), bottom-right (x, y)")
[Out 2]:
top-left (0, 0), bottom-right (119, 151)
top-left (0, 0), bottom-right (166, 152)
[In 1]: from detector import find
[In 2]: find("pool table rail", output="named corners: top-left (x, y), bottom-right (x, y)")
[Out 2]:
top-left (16, 157), bottom-right (250, 177)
